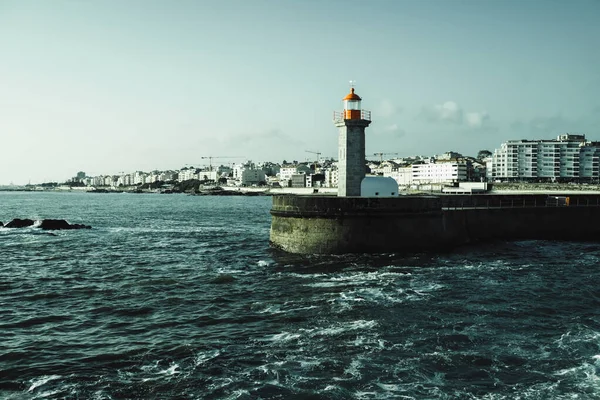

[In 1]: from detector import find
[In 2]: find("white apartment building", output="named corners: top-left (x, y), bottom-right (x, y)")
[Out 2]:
top-left (278, 164), bottom-right (311, 185)
top-left (580, 144), bottom-right (600, 179)
top-left (197, 170), bottom-right (218, 181)
top-left (488, 134), bottom-right (595, 181)
top-left (178, 168), bottom-right (197, 181)
top-left (133, 171), bottom-right (147, 185)
top-left (232, 162), bottom-right (266, 186)
top-left (159, 171), bottom-right (177, 181)
top-left (411, 160), bottom-right (467, 184)
top-left (146, 172), bottom-right (160, 183)
top-left (116, 174), bottom-right (132, 187)
top-left (385, 166), bottom-right (413, 186)
top-left (324, 168), bottom-right (339, 188)
top-left (378, 160), bottom-right (400, 175)
top-left (85, 176), bottom-right (104, 186)
top-left (279, 165), bottom-right (299, 182)
top-left (306, 174), bottom-right (313, 188)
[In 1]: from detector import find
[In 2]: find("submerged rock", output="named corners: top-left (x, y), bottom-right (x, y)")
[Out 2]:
top-left (2, 219), bottom-right (91, 230)
top-left (5, 218), bottom-right (35, 228)
top-left (39, 219), bottom-right (92, 230)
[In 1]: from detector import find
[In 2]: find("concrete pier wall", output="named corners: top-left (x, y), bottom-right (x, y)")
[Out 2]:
top-left (447, 206), bottom-right (600, 243)
top-left (270, 194), bottom-right (600, 254)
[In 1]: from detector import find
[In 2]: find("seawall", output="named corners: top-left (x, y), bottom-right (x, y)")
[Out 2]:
top-left (269, 194), bottom-right (600, 254)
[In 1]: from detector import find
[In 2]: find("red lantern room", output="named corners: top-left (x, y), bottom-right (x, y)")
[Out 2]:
top-left (343, 88), bottom-right (362, 120)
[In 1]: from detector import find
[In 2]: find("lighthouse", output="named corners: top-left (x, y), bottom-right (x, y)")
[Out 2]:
top-left (334, 86), bottom-right (371, 196)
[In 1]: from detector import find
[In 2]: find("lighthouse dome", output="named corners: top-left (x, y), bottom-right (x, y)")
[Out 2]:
top-left (343, 88), bottom-right (362, 101)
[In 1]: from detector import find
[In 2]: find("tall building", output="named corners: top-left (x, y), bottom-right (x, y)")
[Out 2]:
top-left (580, 143), bottom-right (600, 179)
top-left (333, 87), bottom-right (371, 196)
top-left (488, 134), bottom-right (598, 182)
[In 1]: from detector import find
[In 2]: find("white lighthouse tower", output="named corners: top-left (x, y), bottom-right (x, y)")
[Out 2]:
top-left (334, 85), bottom-right (371, 196)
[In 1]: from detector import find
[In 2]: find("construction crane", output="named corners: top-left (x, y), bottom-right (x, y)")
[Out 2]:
top-left (305, 150), bottom-right (321, 171)
top-left (199, 156), bottom-right (244, 171)
top-left (371, 152), bottom-right (399, 162)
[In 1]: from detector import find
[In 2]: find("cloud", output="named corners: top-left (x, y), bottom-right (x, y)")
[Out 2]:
top-left (421, 101), bottom-right (491, 129)
top-left (384, 124), bottom-right (406, 137)
top-left (465, 111), bottom-right (490, 128)
top-left (377, 100), bottom-right (403, 118)
top-left (421, 101), bottom-right (463, 124)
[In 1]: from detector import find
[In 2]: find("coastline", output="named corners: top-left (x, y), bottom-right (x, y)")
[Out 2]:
top-left (5, 182), bottom-right (600, 196)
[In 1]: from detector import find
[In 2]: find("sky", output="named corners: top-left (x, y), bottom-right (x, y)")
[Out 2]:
top-left (1, 0), bottom-right (599, 185)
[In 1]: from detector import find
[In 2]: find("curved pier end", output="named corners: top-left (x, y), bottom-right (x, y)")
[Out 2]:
top-left (270, 193), bottom-right (600, 254)
top-left (269, 195), bottom-right (457, 254)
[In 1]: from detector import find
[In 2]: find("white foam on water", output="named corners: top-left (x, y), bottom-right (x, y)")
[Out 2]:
top-left (422, 351), bottom-right (453, 364)
top-left (91, 389), bottom-right (113, 400)
top-left (27, 375), bottom-right (62, 392)
top-left (283, 272), bottom-right (327, 280)
top-left (306, 320), bottom-right (378, 338)
top-left (345, 271), bottom-right (409, 282)
top-left (258, 302), bottom-right (319, 315)
top-left (298, 358), bottom-right (322, 369)
top-left (353, 335), bottom-right (387, 351)
top-left (226, 389), bottom-right (251, 399)
top-left (140, 360), bottom-right (161, 372)
top-left (32, 389), bottom-right (62, 398)
top-left (195, 349), bottom-right (221, 366)
top-left (208, 377), bottom-right (234, 391)
top-left (257, 260), bottom-right (272, 267)
top-left (551, 352), bottom-right (600, 395)
top-left (376, 384), bottom-right (427, 400)
top-left (350, 287), bottom-right (405, 304)
top-left (304, 271), bottom-right (411, 290)
top-left (307, 281), bottom-right (346, 288)
top-left (268, 331), bottom-right (301, 343)
top-left (256, 304), bottom-right (282, 314)
top-left (354, 390), bottom-right (379, 399)
top-left (158, 363), bottom-right (180, 375)
top-left (375, 382), bottom-right (408, 393)
top-left (410, 281), bottom-right (444, 294)
top-left (343, 358), bottom-right (363, 379)
top-left (554, 359), bottom-right (600, 394)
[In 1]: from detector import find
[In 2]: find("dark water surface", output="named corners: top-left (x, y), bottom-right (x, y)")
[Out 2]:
top-left (1, 192), bottom-right (599, 399)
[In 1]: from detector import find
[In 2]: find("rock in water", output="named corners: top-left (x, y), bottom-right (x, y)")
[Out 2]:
top-left (5, 219), bottom-right (35, 228)
top-left (39, 219), bottom-right (92, 230)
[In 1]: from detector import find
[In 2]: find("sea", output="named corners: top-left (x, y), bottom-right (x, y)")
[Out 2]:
top-left (1, 191), bottom-right (599, 400)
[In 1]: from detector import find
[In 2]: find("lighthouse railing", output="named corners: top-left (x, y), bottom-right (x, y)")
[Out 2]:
top-left (333, 110), bottom-right (372, 122)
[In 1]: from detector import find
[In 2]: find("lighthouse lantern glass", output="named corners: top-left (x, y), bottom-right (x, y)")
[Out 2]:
top-left (344, 99), bottom-right (361, 111)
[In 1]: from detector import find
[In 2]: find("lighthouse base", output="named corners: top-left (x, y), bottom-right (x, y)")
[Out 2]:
top-left (269, 195), bottom-right (451, 254)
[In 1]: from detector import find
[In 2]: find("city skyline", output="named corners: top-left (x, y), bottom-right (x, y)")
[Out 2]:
top-left (1, 0), bottom-right (599, 185)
